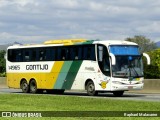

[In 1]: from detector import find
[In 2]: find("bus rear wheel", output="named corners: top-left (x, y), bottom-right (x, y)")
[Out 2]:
top-left (29, 79), bottom-right (38, 94)
top-left (86, 81), bottom-right (98, 96)
top-left (21, 80), bottom-right (29, 93)
top-left (113, 91), bottom-right (124, 97)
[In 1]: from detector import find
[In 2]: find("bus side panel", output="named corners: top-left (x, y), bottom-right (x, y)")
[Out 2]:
top-left (7, 73), bottom-right (20, 88)
top-left (70, 61), bottom-right (98, 90)
top-left (61, 61), bottom-right (83, 89)
top-left (7, 72), bottom-right (44, 89)
top-left (53, 61), bottom-right (83, 90)
top-left (53, 61), bottom-right (73, 89)
top-left (44, 61), bottom-right (64, 89)
top-left (6, 61), bottom-right (64, 89)
top-left (70, 60), bottom-right (112, 91)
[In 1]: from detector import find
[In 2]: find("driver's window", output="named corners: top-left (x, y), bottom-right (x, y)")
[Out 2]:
top-left (97, 44), bottom-right (110, 76)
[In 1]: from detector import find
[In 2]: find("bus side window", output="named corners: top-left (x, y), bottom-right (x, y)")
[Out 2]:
top-left (51, 48), bottom-right (56, 61)
top-left (70, 47), bottom-right (78, 60)
top-left (70, 47), bottom-right (75, 60)
top-left (57, 47), bottom-right (69, 61)
top-left (83, 46), bottom-right (89, 60)
top-left (16, 50), bottom-right (22, 62)
top-left (24, 50), bottom-right (30, 62)
top-left (39, 49), bottom-right (46, 61)
top-left (56, 48), bottom-right (61, 61)
top-left (74, 47), bottom-right (79, 60)
top-left (78, 47), bottom-right (82, 60)
top-left (83, 45), bottom-right (95, 60)
top-left (31, 49), bottom-right (37, 61)
top-left (46, 48), bottom-right (55, 61)
top-left (8, 49), bottom-right (14, 62)
top-left (90, 46), bottom-right (96, 60)
top-left (8, 49), bottom-right (22, 62)
top-left (87, 47), bottom-right (91, 59)
top-left (70, 46), bottom-right (82, 60)
top-left (61, 48), bottom-right (66, 60)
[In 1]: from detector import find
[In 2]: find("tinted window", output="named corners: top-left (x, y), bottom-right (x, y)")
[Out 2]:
top-left (7, 44), bottom-right (96, 62)
top-left (97, 44), bottom-right (111, 76)
top-left (83, 45), bottom-right (95, 60)
top-left (23, 50), bottom-right (31, 62)
top-left (46, 48), bottom-right (55, 61)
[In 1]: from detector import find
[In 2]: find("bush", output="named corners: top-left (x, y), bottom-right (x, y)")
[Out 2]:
top-left (144, 65), bottom-right (160, 78)
top-left (0, 50), bottom-right (6, 73)
top-left (0, 72), bottom-right (6, 77)
top-left (144, 49), bottom-right (160, 79)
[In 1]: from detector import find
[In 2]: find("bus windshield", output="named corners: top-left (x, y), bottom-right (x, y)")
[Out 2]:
top-left (111, 56), bottom-right (143, 78)
top-left (109, 45), bottom-right (140, 55)
top-left (109, 45), bottom-right (143, 78)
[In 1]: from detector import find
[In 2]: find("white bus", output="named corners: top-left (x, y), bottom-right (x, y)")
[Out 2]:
top-left (6, 39), bottom-right (150, 96)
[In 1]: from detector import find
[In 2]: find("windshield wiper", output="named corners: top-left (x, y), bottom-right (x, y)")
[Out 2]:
top-left (131, 67), bottom-right (139, 77)
top-left (128, 62), bottom-right (138, 79)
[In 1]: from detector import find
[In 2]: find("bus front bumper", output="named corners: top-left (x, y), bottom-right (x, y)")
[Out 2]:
top-left (111, 83), bottom-right (144, 91)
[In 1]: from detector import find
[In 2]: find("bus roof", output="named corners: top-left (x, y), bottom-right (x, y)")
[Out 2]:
top-left (7, 39), bottom-right (138, 49)
top-left (44, 39), bottom-right (87, 44)
top-left (95, 40), bottom-right (138, 46)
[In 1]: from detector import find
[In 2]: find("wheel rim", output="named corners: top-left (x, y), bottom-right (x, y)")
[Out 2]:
top-left (21, 81), bottom-right (29, 93)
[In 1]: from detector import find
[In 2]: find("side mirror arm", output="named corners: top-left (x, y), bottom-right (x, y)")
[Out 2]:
top-left (143, 53), bottom-right (150, 65)
top-left (109, 53), bottom-right (116, 65)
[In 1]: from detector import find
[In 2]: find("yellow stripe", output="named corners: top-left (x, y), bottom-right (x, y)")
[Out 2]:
top-left (45, 61), bottom-right (64, 89)
top-left (44, 39), bottom-right (87, 45)
top-left (7, 61), bottom-right (64, 89)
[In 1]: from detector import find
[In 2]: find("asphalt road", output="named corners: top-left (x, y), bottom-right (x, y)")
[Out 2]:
top-left (0, 88), bottom-right (160, 102)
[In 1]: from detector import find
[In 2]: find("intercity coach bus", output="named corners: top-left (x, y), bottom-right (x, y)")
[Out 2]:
top-left (6, 39), bottom-right (150, 96)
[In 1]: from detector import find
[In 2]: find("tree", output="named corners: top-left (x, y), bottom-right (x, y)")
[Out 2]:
top-left (125, 35), bottom-right (157, 53)
top-left (144, 49), bottom-right (160, 78)
top-left (0, 50), bottom-right (6, 73)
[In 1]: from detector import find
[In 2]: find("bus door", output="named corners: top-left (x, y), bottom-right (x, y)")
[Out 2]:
top-left (97, 44), bottom-right (111, 90)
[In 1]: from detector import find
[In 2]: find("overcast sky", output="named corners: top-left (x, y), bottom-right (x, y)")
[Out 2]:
top-left (0, 0), bottom-right (160, 44)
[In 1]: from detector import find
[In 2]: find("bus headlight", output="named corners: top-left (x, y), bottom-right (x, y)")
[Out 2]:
top-left (112, 81), bottom-right (123, 85)
top-left (136, 81), bottom-right (143, 84)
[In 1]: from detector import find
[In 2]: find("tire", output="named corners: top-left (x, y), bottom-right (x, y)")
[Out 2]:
top-left (29, 79), bottom-right (38, 94)
top-left (113, 91), bottom-right (124, 97)
top-left (21, 80), bottom-right (29, 93)
top-left (86, 81), bottom-right (98, 96)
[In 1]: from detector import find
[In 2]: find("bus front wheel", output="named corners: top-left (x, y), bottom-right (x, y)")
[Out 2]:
top-left (86, 81), bottom-right (98, 96)
top-left (21, 80), bottom-right (29, 93)
top-left (113, 91), bottom-right (124, 97)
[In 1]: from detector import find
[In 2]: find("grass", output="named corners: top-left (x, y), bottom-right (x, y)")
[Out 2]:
top-left (0, 93), bottom-right (160, 120)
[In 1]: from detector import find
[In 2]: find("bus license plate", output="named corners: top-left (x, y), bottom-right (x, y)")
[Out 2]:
top-left (128, 86), bottom-right (133, 90)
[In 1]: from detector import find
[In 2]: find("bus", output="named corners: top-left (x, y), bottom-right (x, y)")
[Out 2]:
top-left (6, 39), bottom-right (150, 96)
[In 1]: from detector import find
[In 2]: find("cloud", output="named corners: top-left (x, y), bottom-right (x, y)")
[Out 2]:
top-left (0, 0), bottom-right (160, 44)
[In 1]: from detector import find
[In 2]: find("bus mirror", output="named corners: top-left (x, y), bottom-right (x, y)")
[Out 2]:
top-left (98, 46), bottom-right (103, 62)
top-left (143, 53), bottom-right (150, 65)
top-left (109, 53), bottom-right (116, 65)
